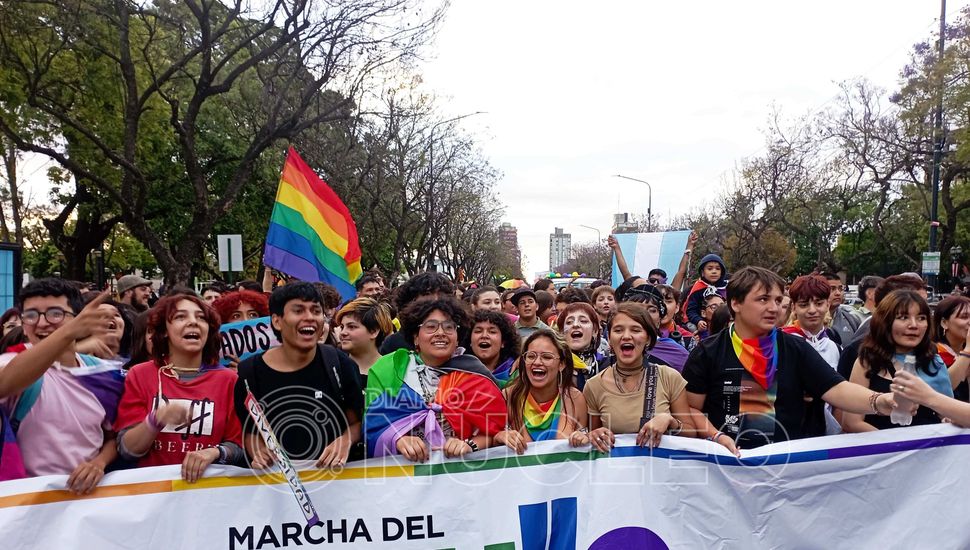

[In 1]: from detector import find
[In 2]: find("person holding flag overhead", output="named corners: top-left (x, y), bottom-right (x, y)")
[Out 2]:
top-left (264, 147), bottom-right (363, 300)
top-left (364, 297), bottom-right (508, 461)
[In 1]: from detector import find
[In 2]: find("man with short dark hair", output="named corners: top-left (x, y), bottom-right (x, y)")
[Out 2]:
top-left (355, 274), bottom-right (385, 298)
top-left (857, 275), bottom-right (884, 319)
top-left (821, 272), bottom-right (862, 344)
top-left (512, 287), bottom-right (549, 339)
top-left (235, 282), bottom-right (363, 469)
top-left (0, 279), bottom-right (122, 491)
top-left (684, 266), bottom-right (900, 449)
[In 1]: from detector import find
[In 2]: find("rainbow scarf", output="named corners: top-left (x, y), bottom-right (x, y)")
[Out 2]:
top-left (523, 393), bottom-right (561, 442)
top-left (730, 324), bottom-right (778, 390)
top-left (493, 356), bottom-right (517, 389)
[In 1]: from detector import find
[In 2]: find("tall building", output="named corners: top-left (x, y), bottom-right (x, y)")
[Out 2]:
top-left (612, 213), bottom-right (638, 234)
top-left (498, 222), bottom-right (522, 275)
top-left (549, 227), bottom-right (571, 270)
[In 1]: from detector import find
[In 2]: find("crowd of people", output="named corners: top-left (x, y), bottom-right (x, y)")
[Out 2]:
top-left (1, 236), bottom-right (969, 497)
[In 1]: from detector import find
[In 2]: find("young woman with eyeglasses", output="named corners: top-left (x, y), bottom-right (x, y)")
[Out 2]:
top-left (497, 329), bottom-right (587, 454)
top-left (363, 297), bottom-right (508, 461)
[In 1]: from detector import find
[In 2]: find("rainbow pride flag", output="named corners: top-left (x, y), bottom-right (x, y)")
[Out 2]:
top-left (264, 147), bottom-right (362, 299)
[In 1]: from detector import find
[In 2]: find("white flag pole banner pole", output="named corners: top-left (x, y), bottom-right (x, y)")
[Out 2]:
top-left (243, 381), bottom-right (319, 527)
top-left (610, 230), bottom-right (693, 288)
top-left (1, 424), bottom-right (969, 548)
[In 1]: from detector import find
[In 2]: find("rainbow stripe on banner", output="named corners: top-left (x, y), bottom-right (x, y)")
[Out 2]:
top-left (610, 230), bottom-right (692, 287)
top-left (264, 147), bottom-right (362, 299)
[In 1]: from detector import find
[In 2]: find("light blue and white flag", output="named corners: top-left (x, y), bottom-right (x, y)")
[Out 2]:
top-left (611, 230), bottom-right (692, 287)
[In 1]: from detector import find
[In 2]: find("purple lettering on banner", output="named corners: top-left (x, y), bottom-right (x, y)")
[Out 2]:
top-left (588, 527), bottom-right (669, 550)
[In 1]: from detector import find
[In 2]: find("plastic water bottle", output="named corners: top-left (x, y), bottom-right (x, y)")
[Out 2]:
top-left (890, 355), bottom-right (917, 426)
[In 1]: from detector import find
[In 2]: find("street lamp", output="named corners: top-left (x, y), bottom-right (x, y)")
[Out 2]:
top-left (578, 224), bottom-right (601, 243)
top-left (613, 174), bottom-right (653, 232)
top-left (426, 111), bottom-right (487, 270)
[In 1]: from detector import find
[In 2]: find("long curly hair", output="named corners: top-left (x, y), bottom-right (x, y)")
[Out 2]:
top-left (505, 329), bottom-right (576, 432)
top-left (859, 290), bottom-right (938, 379)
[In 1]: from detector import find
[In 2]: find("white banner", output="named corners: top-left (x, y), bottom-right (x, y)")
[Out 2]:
top-left (1, 424), bottom-right (969, 549)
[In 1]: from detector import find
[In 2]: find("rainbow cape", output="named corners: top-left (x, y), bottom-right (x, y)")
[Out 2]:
top-left (264, 147), bottom-right (362, 300)
top-left (363, 349), bottom-right (507, 458)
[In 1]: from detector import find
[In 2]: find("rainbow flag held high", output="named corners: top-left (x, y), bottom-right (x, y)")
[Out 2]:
top-left (264, 147), bottom-right (362, 299)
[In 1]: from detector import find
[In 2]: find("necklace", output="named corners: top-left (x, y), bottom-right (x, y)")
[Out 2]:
top-left (613, 365), bottom-right (645, 394)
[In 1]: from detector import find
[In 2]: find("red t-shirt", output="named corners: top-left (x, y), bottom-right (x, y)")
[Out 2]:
top-left (114, 361), bottom-right (242, 468)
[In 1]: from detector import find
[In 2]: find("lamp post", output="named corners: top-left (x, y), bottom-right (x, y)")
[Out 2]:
top-left (928, 0), bottom-right (946, 292)
top-left (426, 111), bottom-right (486, 270)
top-left (579, 224), bottom-right (601, 243)
top-left (613, 174), bottom-right (653, 232)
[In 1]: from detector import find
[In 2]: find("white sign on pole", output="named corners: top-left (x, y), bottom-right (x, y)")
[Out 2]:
top-left (922, 251), bottom-right (941, 275)
top-left (217, 234), bottom-right (244, 273)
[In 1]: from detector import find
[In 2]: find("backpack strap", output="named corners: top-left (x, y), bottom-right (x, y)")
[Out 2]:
top-left (316, 344), bottom-right (343, 393)
top-left (11, 378), bottom-right (42, 434)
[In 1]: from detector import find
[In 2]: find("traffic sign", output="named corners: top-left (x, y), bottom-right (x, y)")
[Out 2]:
top-left (922, 251), bottom-right (941, 275)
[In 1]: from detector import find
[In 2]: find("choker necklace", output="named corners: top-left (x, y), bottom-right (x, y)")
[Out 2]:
top-left (613, 365), bottom-right (645, 394)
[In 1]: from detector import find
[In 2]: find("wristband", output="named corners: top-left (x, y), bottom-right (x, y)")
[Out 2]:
top-left (958, 351), bottom-right (970, 359)
top-left (145, 410), bottom-right (166, 431)
top-left (216, 444), bottom-right (227, 465)
top-left (464, 438), bottom-right (479, 452)
top-left (578, 427), bottom-right (589, 434)
top-left (706, 431), bottom-right (723, 442)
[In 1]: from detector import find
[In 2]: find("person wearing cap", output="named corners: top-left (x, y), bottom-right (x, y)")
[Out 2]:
top-left (513, 287), bottom-right (550, 341)
top-left (117, 275), bottom-right (153, 313)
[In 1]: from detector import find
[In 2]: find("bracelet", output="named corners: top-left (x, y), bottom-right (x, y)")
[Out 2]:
top-left (578, 427), bottom-right (589, 434)
top-left (958, 351), bottom-right (970, 359)
top-left (145, 410), bottom-right (166, 431)
top-left (706, 431), bottom-right (723, 442)
top-left (464, 438), bottom-right (479, 452)
top-left (869, 392), bottom-right (885, 415)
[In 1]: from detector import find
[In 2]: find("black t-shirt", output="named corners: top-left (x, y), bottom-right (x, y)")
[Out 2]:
top-left (234, 345), bottom-right (364, 461)
top-left (837, 338), bottom-right (863, 380)
top-left (682, 329), bottom-right (844, 448)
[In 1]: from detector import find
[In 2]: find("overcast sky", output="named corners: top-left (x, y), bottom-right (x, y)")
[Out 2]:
top-left (420, 0), bottom-right (966, 280)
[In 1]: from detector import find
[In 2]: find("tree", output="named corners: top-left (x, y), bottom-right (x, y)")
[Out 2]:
top-left (0, 0), bottom-right (444, 285)
top-left (554, 241), bottom-right (611, 279)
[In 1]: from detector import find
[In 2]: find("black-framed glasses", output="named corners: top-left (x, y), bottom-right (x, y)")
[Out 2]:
top-left (419, 320), bottom-right (458, 335)
top-left (21, 308), bottom-right (75, 325)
